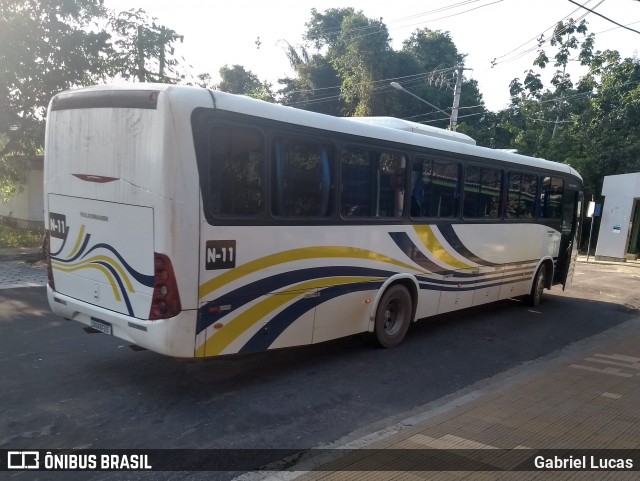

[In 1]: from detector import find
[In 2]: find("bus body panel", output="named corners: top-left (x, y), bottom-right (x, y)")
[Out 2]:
top-left (48, 194), bottom-right (154, 318)
top-left (194, 222), bottom-right (562, 357)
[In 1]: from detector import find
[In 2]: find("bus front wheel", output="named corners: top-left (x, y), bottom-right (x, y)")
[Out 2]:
top-left (527, 264), bottom-right (547, 307)
top-left (374, 284), bottom-right (412, 348)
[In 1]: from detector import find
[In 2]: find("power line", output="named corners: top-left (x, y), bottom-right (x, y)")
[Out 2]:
top-left (384, 0), bottom-right (504, 32)
top-left (567, 0), bottom-right (640, 35)
top-left (491, 1), bottom-right (600, 68)
top-left (492, 0), bottom-right (594, 64)
top-left (283, 68), bottom-right (455, 96)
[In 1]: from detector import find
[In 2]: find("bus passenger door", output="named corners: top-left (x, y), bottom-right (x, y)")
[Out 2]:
top-left (557, 189), bottom-right (581, 289)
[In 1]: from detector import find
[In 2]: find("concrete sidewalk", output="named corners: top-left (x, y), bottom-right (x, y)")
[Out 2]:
top-left (250, 317), bottom-right (640, 480)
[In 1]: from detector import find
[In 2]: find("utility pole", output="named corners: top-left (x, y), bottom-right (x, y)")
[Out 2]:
top-left (137, 26), bottom-right (145, 82)
top-left (449, 65), bottom-right (464, 131)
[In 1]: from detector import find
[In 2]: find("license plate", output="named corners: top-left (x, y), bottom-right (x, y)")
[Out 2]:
top-left (91, 317), bottom-right (112, 335)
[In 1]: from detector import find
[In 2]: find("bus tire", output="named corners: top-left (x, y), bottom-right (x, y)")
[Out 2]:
top-left (527, 264), bottom-right (547, 307)
top-left (374, 284), bottom-right (412, 348)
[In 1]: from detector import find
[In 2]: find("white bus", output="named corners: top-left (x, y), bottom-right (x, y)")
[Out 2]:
top-left (44, 84), bottom-right (582, 358)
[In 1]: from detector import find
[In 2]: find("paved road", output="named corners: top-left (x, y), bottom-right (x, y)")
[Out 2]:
top-left (0, 261), bottom-right (638, 480)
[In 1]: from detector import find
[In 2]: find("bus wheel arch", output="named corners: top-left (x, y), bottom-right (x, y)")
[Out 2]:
top-left (369, 276), bottom-right (418, 348)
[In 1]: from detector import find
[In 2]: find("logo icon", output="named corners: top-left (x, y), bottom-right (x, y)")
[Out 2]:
top-left (7, 451), bottom-right (40, 469)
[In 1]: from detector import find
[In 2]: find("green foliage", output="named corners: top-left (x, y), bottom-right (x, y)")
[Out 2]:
top-left (109, 9), bottom-right (185, 83)
top-left (0, 0), bottom-right (111, 161)
top-left (0, 224), bottom-right (43, 248)
top-left (278, 51), bottom-right (344, 115)
top-left (217, 65), bottom-right (275, 102)
top-left (0, 0), bottom-right (186, 199)
top-left (500, 19), bottom-right (640, 197)
top-left (282, 9), bottom-right (486, 129)
top-left (323, 9), bottom-right (393, 116)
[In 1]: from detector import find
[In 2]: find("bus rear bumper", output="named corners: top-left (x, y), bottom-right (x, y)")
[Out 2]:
top-left (47, 286), bottom-right (196, 358)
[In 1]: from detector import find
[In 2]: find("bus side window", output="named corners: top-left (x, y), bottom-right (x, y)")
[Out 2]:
top-left (539, 177), bottom-right (563, 218)
top-left (507, 172), bottom-right (538, 219)
top-left (463, 165), bottom-right (503, 219)
top-left (411, 157), bottom-right (459, 219)
top-left (271, 138), bottom-right (334, 217)
top-left (377, 151), bottom-right (405, 218)
top-left (341, 147), bottom-right (371, 217)
top-left (209, 126), bottom-right (264, 217)
top-left (341, 147), bottom-right (405, 219)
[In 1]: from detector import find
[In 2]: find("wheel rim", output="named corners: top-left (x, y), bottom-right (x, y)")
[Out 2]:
top-left (383, 298), bottom-right (404, 335)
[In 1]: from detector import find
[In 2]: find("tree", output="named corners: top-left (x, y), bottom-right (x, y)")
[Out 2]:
top-left (278, 42), bottom-right (344, 115)
top-left (568, 54), bottom-right (640, 194)
top-left (0, 0), bottom-right (185, 202)
top-left (109, 8), bottom-right (185, 83)
top-left (301, 8), bottom-right (394, 116)
top-left (493, 18), bottom-right (640, 202)
top-left (285, 9), bottom-right (486, 123)
top-left (0, 0), bottom-right (111, 201)
top-left (217, 65), bottom-right (274, 102)
top-left (401, 29), bottom-right (485, 130)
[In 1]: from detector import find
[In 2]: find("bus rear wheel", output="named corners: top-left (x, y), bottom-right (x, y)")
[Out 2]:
top-left (374, 284), bottom-right (412, 348)
top-left (527, 264), bottom-right (547, 307)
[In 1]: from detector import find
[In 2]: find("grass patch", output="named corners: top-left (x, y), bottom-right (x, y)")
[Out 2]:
top-left (0, 225), bottom-right (43, 248)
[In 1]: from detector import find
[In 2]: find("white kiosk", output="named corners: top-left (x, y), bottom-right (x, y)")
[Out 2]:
top-left (595, 172), bottom-right (640, 262)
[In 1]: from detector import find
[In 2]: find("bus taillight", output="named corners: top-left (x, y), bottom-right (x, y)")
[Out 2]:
top-left (149, 253), bottom-right (182, 320)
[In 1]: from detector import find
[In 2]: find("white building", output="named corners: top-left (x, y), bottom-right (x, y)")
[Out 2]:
top-left (595, 172), bottom-right (640, 262)
top-left (0, 158), bottom-right (44, 229)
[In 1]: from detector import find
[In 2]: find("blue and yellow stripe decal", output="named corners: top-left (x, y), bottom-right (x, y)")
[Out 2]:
top-left (196, 225), bottom-right (543, 356)
top-left (51, 225), bottom-right (154, 316)
top-left (436, 224), bottom-right (500, 267)
top-left (196, 276), bottom-right (384, 357)
top-left (197, 266), bottom-right (394, 334)
top-left (199, 245), bottom-right (422, 299)
top-left (413, 225), bottom-right (476, 270)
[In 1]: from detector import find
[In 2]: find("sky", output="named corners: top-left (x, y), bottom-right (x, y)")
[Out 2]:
top-left (104, 0), bottom-right (640, 112)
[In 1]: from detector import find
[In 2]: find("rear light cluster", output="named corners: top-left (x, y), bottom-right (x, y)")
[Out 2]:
top-left (149, 253), bottom-right (182, 320)
top-left (45, 231), bottom-right (55, 290)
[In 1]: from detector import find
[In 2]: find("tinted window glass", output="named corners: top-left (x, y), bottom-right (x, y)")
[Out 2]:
top-left (341, 147), bottom-right (406, 218)
top-left (463, 165), bottom-right (502, 219)
top-left (410, 157), bottom-right (459, 218)
top-left (272, 138), bottom-right (333, 217)
top-left (207, 126), bottom-right (264, 217)
top-left (507, 172), bottom-right (538, 219)
top-left (540, 177), bottom-right (563, 218)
